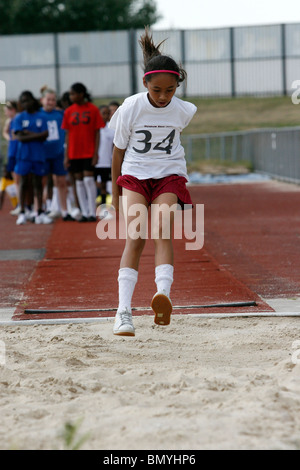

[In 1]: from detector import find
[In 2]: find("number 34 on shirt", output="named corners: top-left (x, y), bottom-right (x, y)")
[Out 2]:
top-left (133, 129), bottom-right (175, 155)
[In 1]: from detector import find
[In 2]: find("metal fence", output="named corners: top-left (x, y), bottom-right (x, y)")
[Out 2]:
top-left (2, 126), bottom-right (299, 183)
top-left (2, 23), bottom-right (300, 183)
top-left (182, 127), bottom-right (300, 184)
top-left (2, 23), bottom-right (300, 99)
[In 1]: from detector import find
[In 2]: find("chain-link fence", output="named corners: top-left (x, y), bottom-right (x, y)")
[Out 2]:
top-left (182, 127), bottom-right (300, 184)
top-left (2, 23), bottom-right (300, 100)
top-left (2, 127), bottom-right (300, 182)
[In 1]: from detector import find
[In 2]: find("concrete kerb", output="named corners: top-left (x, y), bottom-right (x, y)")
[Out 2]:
top-left (0, 311), bottom-right (300, 327)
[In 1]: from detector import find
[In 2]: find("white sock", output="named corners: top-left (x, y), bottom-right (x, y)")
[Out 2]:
top-left (46, 199), bottom-right (52, 212)
top-left (67, 187), bottom-right (76, 212)
top-left (75, 180), bottom-right (88, 217)
top-left (155, 264), bottom-right (174, 297)
top-left (83, 176), bottom-right (97, 217)
top-left (117, 267), bottom-right (138, 313)
top-left (50, 187), bottom-right (60, 212)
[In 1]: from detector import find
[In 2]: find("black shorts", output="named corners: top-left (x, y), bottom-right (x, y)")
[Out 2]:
top-left (68, 158), bottom-right (94, 174)
top-left (94, 167), bottom-right (111, 182)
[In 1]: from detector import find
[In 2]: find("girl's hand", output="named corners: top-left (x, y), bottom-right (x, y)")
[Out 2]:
top-left (16, 130), bottom-right (48, 142)
top-left (111, 146), bottom-right (125, 215)
top-left (91, 153), bottom-right (98, 167)
top-left (112, 192), bottom-right (119, 213)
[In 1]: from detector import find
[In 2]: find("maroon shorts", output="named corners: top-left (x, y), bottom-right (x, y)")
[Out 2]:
top-left (117, 174), bottom-right (193, 209)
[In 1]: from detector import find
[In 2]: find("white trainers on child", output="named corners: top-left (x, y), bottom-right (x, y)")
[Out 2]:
top-left (151, 290), bottom-right (172, 326)
top-left (16, 212), bottom-right (26, 225)
top-left (113, 308), bottom-right (135, 336)
top-left (10, 206), bottom-right (21, 216)
top-left (35, 213), bottom-right (53, 225)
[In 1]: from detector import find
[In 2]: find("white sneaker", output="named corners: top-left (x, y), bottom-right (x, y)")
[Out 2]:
top-left (113, 308), bottom-right (135, 336)
top-left (70, 207), bottom-right (82, 221)
top-left (25, 209), bottom-right (36, 222)
top-left (47, 210), bottom-right (61, 219)
top-left (10, 206), bottom-right (21, 216)
top-left (42, 213), bottom-right (54, 224)
top-left (151, 290), bottom-right (172, 326)
top-left (16, 213), bottom-right (26, 225)
top-left (35, 213), bottom-right (53, 225)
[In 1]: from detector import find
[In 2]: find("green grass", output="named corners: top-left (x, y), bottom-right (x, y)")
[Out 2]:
top-left (1, 95), bottom-right (299, 174)
top-left (182, 95), bottom-right (300, 135)
top-left (95, 95), bottom-right (300, 135)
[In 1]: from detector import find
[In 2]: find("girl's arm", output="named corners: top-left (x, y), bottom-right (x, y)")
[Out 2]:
top-left (13, 130), bottom-right (48, 142)
top-left (92, 129), bottom-right (100, 167)
top-left (111, 145), bottom-right (126, 212)
top-left (2, 119), bottom-right (10, 141)
top-left (63, 130), bottom-right (70, 169)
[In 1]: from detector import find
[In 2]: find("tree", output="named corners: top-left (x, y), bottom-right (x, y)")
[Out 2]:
top-left (0, 0), bottom-right (14, 34)
top-left (0, 0), bottom-right (161, 35)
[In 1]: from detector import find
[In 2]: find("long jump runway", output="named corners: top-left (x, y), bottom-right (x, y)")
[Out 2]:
top-left (2, 179), bottom-right (300, 324)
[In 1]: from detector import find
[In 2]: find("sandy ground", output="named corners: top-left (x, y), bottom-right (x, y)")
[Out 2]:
top-left (1, 180), bottom-right (300, 451)
top-left (1, 312), bottom-right (300, 450)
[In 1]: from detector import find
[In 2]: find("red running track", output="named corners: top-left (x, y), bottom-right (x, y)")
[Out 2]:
top-left (1, 179), bottom-right (299, 322)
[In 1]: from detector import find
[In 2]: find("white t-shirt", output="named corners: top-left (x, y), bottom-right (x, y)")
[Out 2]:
top-left (109, 92), bottom-right (197, 180)
top-left (96, 123), bottom-right (115, 168)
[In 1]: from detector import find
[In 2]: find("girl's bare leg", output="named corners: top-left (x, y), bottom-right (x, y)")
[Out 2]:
top-left (150, 192), bottom-right (178, 325)
top-left (113, 188), bottom-right (149, 336)
top-left (53, 175), bottom-right (68, 213)
top-left (151, 192), bottom-right (177, 266)
top-left (120, 188), bottom-right (149, 270)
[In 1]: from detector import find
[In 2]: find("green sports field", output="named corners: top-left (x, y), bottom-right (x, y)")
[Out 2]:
top-left (96, 95), bottom-right (300, 134)
top-left (1, 95), bottom-right (299, 175)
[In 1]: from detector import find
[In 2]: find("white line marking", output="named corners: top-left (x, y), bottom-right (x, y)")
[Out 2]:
top-left (0, 308), bottom-right (15, 322)
top-left (0, 311), bottom-right (299, 326)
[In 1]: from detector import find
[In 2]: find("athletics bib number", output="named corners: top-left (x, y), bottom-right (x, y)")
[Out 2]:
top-left (133, 129), bottom-right (175, 155)
top-left (71, 111), bottom-right (91, 125)
top-left (47, 120), bottom-right (59, 141)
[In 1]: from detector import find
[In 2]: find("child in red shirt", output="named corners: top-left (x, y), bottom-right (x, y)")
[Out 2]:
top-left (62, 82), bottom-right (105, 221)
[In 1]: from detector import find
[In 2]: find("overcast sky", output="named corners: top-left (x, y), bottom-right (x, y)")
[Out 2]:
top-left (153, 0), bottom-right (300, 30)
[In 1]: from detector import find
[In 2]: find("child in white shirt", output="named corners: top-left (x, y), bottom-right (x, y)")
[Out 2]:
top-left (110, 28), bottom-right (197, 336)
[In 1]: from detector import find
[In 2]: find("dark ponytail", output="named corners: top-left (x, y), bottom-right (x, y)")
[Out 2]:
top-left (139, 27), bottom-right (187, 84)
top-left (70, 82), bottom-right (92, 102)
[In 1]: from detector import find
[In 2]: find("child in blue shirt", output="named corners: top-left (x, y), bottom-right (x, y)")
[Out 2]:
top-left (13, 90), bottom-right (51, 225)
top-left (2, 101), bottom-right (20, 214)
top-left (40, 86), bottom-right (74, 221)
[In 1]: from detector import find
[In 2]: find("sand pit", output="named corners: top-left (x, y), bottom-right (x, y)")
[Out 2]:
top-left (1, 314), bottom-right (300, 450)
top-left (1, 180), bottom-right (300, 451)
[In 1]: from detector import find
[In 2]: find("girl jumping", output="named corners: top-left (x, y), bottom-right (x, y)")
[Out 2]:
top-left (110, 28), bottom-right (197, 336)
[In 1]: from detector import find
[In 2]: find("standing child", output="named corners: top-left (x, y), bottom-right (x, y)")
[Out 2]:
top-left (2, 101), bottom-right (20, 214)
top-left (13, 91), bottom-right (51, 225)
top-left (95, 104), bottom-right (116, 210)
top-left (62, 82), bottom-right (105, 222)
top-left (108, 101), bottom-right (120, 120)
top-left (110, 28), bottom-right (197, 336)
top-left (0, 167), bottom-right (18, 211)
top-left (40, 86), bottom-right (72, 221)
